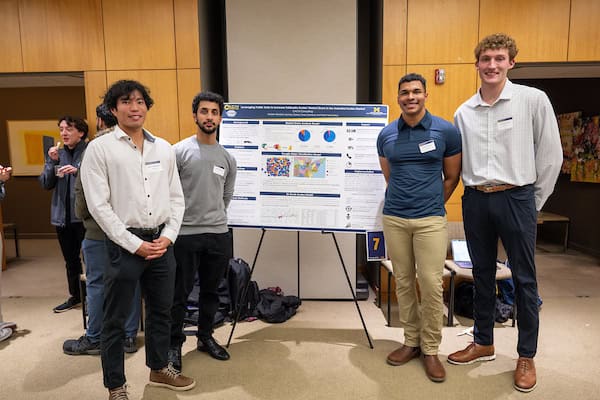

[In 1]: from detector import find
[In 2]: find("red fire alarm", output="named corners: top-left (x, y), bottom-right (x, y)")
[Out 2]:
top-left (435, 68), bottom-right (445, 85)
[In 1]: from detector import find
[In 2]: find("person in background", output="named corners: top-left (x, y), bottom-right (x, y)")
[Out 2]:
top-left (81, 80), bottom-right (194, 399)
top-left (0, 165), bottom-right (17, 343)
top-left (39, 116), bottom-right (87, 313)
top-left (168, 91), bottom-right (237, 372)
top-left (62, 104), bottom-right (141, 356)
top-left (377, 73), bottom-right (461, 383)
top-left (448, 33), bottom-right (562, 393)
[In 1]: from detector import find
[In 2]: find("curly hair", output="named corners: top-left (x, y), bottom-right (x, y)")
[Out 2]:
top-left (103, 80), bottom-right (154, 111)
top-left (475, 33), bottom-right (518, 61)
top-left (57, 116), bottom-right (88, 140)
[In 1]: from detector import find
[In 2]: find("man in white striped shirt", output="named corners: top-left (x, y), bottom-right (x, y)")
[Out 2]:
top-left (448, 34), bottom-right (562, 393)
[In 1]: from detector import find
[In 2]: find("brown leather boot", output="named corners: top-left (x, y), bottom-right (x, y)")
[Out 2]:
top-left (447, 342), bottom-right (495, 365)
top-left (386, 345), bottom-right (421, 366)
top-left (514, 357), bottom-right (537, 392)
top-left (423, 355), bottom-right (446, 382)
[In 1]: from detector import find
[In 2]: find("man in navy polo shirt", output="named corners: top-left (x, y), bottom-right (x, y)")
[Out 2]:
top-left (377, 73), bottom-right (461, 383)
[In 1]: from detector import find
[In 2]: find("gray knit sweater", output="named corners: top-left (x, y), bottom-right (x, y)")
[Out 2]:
top-left (174, 135), bottom-right (237, 235)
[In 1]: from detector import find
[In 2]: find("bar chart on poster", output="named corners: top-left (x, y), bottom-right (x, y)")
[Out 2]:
top-left (220, 103), bottom-right (388, 232)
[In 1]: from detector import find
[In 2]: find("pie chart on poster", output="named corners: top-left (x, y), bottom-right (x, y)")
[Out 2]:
top-left (298, 129), bottom-right (311, 142)
top-left (323, 130), bottom-right (336, 142)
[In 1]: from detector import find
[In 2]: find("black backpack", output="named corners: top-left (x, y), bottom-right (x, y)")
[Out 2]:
top-left (228, 258), bottom-right (260, 321)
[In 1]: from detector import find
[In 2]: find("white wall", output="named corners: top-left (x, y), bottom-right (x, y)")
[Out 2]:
top-left (226, 0), bottom-right (358, 298)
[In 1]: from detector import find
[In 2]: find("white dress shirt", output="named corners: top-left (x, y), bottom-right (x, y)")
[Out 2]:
top-left (454, 79), bottom-right (562, 210)
top-left (80, 125), bottom-right (185, 254)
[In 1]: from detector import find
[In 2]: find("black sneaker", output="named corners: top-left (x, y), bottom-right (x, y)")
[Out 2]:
top-left (53, 297), bottom-right (80, 313)
top-left (124, 336), bottom-right (138, 353)
top-left (63, 335), bottom-right (100, 355)
top-left (168, 347), bottom-right (182, 372)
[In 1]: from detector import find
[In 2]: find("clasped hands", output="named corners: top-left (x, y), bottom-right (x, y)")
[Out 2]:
top-left (135, 236), bottom-right (172, 260)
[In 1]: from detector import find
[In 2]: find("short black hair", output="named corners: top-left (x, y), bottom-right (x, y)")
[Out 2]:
top-left (103, 80), bottom-right (154, 111)
top-left (192, 91), bottom-right (224, 115)
top-left (398, 73), bottom-right (427, 92)
top-left (57, 116), bottom-right (88, 140)
top-left (95, 104), bottom-right (117, 128)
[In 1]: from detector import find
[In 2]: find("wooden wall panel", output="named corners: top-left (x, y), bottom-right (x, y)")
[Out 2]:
top-left (479, 0), bottom-right (570, 62)
top-left (106, 70), bottom-right (180, 144)
top-left (568, 0), bottom-right (600, 61)
top-left (176, 69), bottom-right (201, 140)
top-left (0, 0), bottom-right (23, 72)
top-left (383, 0), bottom-right (407, 66)
top-left (174, 0), bottom-right (201, 69)
top-left (84, 71), bottom-right (108, 138)
top-left (405, 64), bottom-right (477, 122)
top-left (406, 0), bottom-right (478, 65)
top-left (19, 0), bottom-right (105, 71)
top-left (103, 0), bottom-right (176, 70)
top-left (382, 65), bottom-right (406, 120)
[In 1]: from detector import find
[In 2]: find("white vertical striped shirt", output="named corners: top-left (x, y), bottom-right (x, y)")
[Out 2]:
top-left (454, 80), bottom-right (562, 210)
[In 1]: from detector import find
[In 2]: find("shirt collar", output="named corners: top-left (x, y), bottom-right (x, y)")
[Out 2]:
top-left (114, 125), bottom-right (156, 143)
top-left (468, 79), bottom-right (514, 107)
top-left (398, 110), bottom-right (432, 131)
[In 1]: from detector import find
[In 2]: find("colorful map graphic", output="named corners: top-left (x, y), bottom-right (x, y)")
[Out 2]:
top-left (293, 157), bottom-right (326, 178)
top-left (265, 157), bottom-right (291, 177)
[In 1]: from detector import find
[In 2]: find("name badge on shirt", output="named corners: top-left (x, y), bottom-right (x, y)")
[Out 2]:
top-left (497, 117), bottom-right (513, 130)
top-left (213, 165), bottom-right (225, 176)
top-left (419, 140), bottom-right (436, 153)
top-left (145, 160), bottom-right (162, 172)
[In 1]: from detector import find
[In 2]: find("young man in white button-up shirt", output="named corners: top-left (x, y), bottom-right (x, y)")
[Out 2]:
top-left (81, 80), bottom-right (194, 399)
top-left (448, 34), bottom-right (562, 393)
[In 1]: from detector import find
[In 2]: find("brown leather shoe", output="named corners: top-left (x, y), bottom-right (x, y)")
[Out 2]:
top-left (423, 355), bottom-right (446, 382)
top-left (447, 342), bottom-right (495, 365)
top-left (386, 345), bottom-right (421, 366)
top-left (514, 357), bottom-right (537, 392)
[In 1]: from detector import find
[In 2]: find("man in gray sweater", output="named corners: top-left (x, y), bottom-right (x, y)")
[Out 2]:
top-left (168, 91), bottom-right (237, 371)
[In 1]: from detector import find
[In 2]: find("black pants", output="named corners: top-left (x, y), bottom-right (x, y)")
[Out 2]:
top-left (101, 235), bottom-right (175, 390)
top-left (463, 185), bottom-right (539, 358)
top-left (170, 232), bottom-right (231, 348)
top-left (56, 222), bottom-right (85, 301)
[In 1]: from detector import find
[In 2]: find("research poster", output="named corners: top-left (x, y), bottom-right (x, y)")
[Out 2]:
top-left (220, 103), bottom-right (388, 232)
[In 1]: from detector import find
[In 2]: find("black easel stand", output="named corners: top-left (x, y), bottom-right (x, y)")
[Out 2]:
top-left (226, 228), bottom-right (374, 349)
top-left (322, 231), bottom-right (373, 349)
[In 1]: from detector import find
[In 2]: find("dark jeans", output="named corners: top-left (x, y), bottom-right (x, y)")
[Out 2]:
top-left (56, 223), bottom-right (85, 301)
top-left (101, 235), bottom-right (175, 390)
top-left (462, 185), bottom-right (539, 358)
top-left (170, 232), bottom-right (231, 348)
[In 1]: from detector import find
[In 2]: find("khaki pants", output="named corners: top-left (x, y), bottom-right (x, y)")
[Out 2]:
top-left (383, 214), bottom-right (447, 355)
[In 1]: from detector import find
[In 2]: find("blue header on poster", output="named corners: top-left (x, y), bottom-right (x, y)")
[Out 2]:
top-left (222, 103), bottom-right (388, 120)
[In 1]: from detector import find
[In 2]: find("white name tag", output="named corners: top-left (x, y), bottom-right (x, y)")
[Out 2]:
top-left (497, 117), bottom-right (513, 130)
top-left (145, 161), bottom-right (162, 172)
top-left (213, 165), bottom-right (225, 176)
top-left (419, 140), bottom-right (436, 153)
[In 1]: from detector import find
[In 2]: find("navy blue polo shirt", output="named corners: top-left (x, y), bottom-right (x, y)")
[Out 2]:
top-left (376, 111), bottom-right (461, 219)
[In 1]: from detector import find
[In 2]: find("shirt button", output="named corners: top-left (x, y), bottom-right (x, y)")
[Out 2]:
top-left (149, 212), bottom-right (152, 216)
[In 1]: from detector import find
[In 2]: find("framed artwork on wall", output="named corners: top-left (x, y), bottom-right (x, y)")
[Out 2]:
top-left (6, 120), bottom-right (60, 176)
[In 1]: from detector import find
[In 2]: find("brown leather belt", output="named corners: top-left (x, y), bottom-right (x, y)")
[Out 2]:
top-left (472, 184), bottom-right (517, 193)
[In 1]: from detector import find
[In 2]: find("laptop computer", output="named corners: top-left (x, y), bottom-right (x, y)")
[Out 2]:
top-left (451, 239), bottom-right (472, 268)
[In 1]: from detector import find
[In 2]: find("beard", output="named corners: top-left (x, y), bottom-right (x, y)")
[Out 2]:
top-left (196, 120), bottom-right (217, 134)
